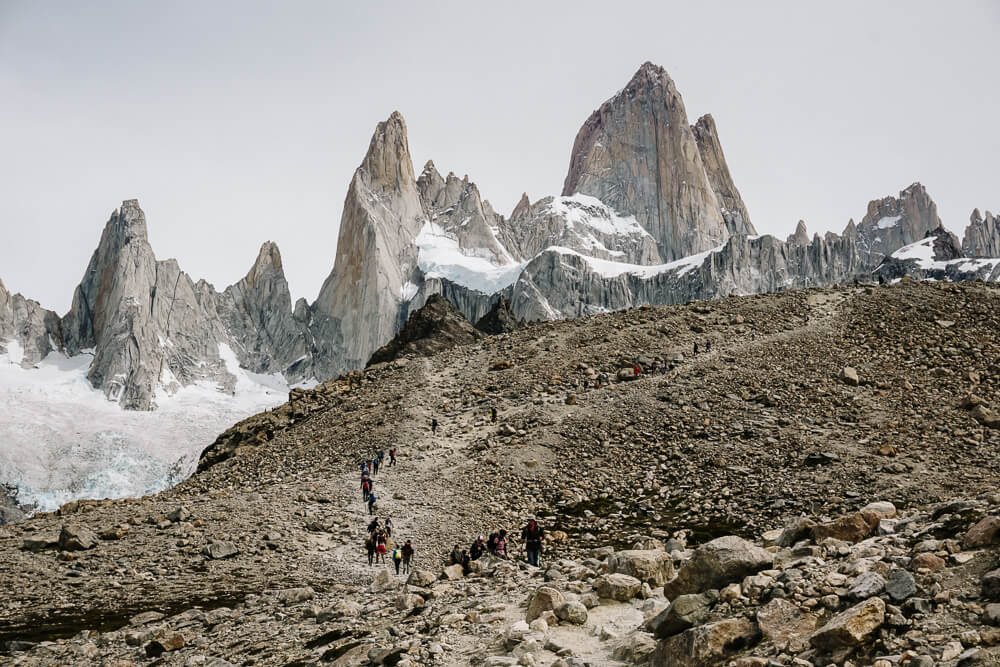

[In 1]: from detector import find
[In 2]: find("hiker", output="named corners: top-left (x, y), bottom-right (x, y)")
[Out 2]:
top-left (401, 540), bottom-right (414, 574)
top-left (487, 531), bottom-right (499, 555)
top-left (490, 407), bottom-right (497, 423)
top-left (431, 418), bottom-right (438, 434)
top-left (494, 529), bottom-right (508, 559)
top-left (470, 536), bottom-right (486, 560)
top-left (372, 455), bottom-right (379, 475)
top-left (705, 340), bottom-right (711, 352)
top-left (521, 519), bottom-right (545, 567)
top-left (378, 450), bottom-right (386, 465)
top-left (361, 460), bottom-right (369, 475)
top-left (389, 448), bottom-right (397, 466)
top-left (384, 516), bottom-right (393, 539)
top-left (460, 549), bottom-right (471, 575)
top-left (367, 492), bottom-right (377, 515)
top-left (634, 364), bottom-right (641, 376)
top-left (361, 475), bottom-right (372, 502)
top-left (375, 530), bottom-right (387, 564)
top-left (365, 534), bottom-right (376, 566)
top-left (449, 545), bottom-right (463, 566)
top-left (367, 517), bottom-right (380, 534)
top-left (694, 342), bottom-right (699, 354)
top-left (392, 544), bottom-right (403, 574)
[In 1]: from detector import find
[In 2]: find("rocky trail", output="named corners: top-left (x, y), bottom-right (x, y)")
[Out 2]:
top-left (2, 280), bottom-right (1000, 665)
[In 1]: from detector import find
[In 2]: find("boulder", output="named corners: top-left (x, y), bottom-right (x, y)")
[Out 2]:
top-left (756, 598), bottom-right (817, 642)
top-left (840, 367), bottom-right (860, 386)
top-left (406, 570), bottom-right (436, 587)
top-left (775, 516), bottom-right (816, 547)
top-left (886, 569), bottom-right (917, 602)
top-left (652, 617), bottom-right (761, 667)
top-left (58, 524), bottom-right (97, 551)
top-left (809, 597), bottom-right (885, 650)
top-left (810, 510), bottom-right (880, 544)
top-left (983, 569), bottom-right (1000, 601)
top-left (278, 587), bottom-right (315, 605)
top-left (608, 549), bottom-right (675, 586)
top-left (847, 571), bottom-right (886, 600)
top-left (963, 516), bottom-right (1000, 548)
top-left (526, 586), bottom-right (566, 622)
top-left (554, 601), bottom-right (588, 625)
top-left (441, 564), bottom-right (464, 580)
top-left (202, 541), bottom-right (239, 559)
top-left (663, 536), bottom-right (773, 598)
top-left (595, 573), bottom-right (642, 601)
top-left (145, 630), bottom-right (184, 658)
top-left (646, 591), bottom-right (718, 639)
top-left (370, 569), bottom-right (397, 593)
top-left (910, 553), bottom-right (945, 571)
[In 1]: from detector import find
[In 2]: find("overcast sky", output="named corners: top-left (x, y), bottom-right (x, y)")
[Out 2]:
top-left (2, 1), bottom-right (998, 313)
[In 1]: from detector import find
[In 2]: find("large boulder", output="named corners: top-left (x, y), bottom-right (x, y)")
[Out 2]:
top-left (756, 598), bottom-right (817, 643)
top-left (526, 586), bottom-right (565, 622)
top-left (963, 516), bottom-right (1000, 548)
top-left (809, 597), bottom-right (885, 650)
top-left (608, 550), bottom-right (675, 586)
top-left (202, 541), bottom-right (239, 559)
top-left (555, 600), bottom-right (588, 625)
top-left (646, 591), bottom-right (718, 639)
top-left (406, 570), bottom-right (437, 587)
top-left (58, 524), bottom-right (97, 551)
top-left (810, 511), bottom-right (880, 544)
top-left (595, 573), bottom-right (642, 601)
top-left (663, 536), bottom-right (773, 599)
top-left (651, 617), bottom-right (761, 667)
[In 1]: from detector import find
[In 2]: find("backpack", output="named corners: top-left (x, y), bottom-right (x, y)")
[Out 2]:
top-left (392, 548), bottom-right (402, 561)
top-left (488, 532), bottom-right (499, 551)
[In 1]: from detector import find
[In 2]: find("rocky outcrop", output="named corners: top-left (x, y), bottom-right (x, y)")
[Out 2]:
top-left (367, 294), bottom-right (482, 366)
top-left (692, 114), bottom-right (755, 237)
top-left (562, 62), bottom-right (735, 262)
top-left (216, 242), bottom-right (312, 380)
top-left (963, 209), bottom-right (1000, 258)
top-left (874, 227), bottom-right (1000, 284)
top-left (0, 279), bottom-right (62, 367)
top-left (474, 295), bottom-right (523, 335)
top-left (311, 112), bottom-right (425, 377)
top-left (854, 183), bottom-right (941, 265)
top-left (786, 221), bottom-right (811, 246)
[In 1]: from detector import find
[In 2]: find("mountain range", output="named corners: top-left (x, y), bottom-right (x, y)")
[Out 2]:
top-left (2, 62), bottom-right (999, 412)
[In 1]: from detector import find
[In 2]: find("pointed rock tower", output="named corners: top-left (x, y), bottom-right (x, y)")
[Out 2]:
top-left (561, 62), bottom-right (740, 261)
top-left (692, 114), bottom-right (756, 237)
top-left (963, 209), bottom-right (1000, 258)
top-left (0, 279), bottom-right (62, 367)
top-left (310, 112), bottom-right (426, 376)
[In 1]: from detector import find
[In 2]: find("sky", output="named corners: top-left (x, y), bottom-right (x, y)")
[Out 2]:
top-left (1, 1), bottom-right (998, 313)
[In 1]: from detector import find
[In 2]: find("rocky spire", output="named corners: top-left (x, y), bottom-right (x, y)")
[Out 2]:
top-left (962, 208), bottom-right (1000, 258)
top-left (855, 183), bottom-right (942, 265)
top-left (692, 114), bottom-right (756, 237)
top-left (0, 279), bottom-right (62, 367)
top-left (561, 62), bottom-right (733, 261)
top-left (787, 220), bottom-right (811, 246)
top-left (217, 241), bottom-right (312, 378)
top-left (310, 112), bottom-right (426, 376)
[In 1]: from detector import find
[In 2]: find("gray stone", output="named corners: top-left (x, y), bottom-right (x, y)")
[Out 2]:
top-left (555, 601), bottom-right (588, 625)
top-left (58, 524), bottom-right (97, 551)
top-left (885, 569), bottom-right (917, 601)
top-left (847, 571), bottom-right (886, 600)
top-left (646, 591), bottom-right (718, 639)
top-left (664, 535), bottom-right (773, 598)
top-left (202, 541), bottom-right (238, 559)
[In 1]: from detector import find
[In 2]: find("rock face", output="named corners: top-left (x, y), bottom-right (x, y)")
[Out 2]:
top-left (963, 209), bottom-right (1000, 258)
top-left (215, 242), bottom-right (312, 380)
top-left (474, 295), bottom-right (523, 335)
top-left (854, 183), bottom-right (942, 265)
top-left (874, 227), bottom-right (1000, 284)
top-left (366, 294), bottom-right (483, 366)
top-left (311, 112), bottom-right (424, 377)
top-left (0, 279), bottom-right (62, 367)
top-left (562, 62), bottom-right (735, 262)
top-left (691, 114), bottom-right (755, 237)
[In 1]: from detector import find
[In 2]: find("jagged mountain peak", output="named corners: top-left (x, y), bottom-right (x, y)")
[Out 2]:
top-left (245, 241), bottom-right (284, 285)
top-left (359, 111), bottom-right (417, 194)
top-left (787, 220), bottom-right (810, 245)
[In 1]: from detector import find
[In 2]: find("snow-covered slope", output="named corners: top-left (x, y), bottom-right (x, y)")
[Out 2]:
top-left (0, 346), bottom-right (287, 512)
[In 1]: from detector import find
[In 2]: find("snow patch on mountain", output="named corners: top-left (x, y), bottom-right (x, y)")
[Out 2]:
top-left (875, 215), bottom-right (902, 230)
top-left (548, 242), bottom-right (725, 279)
top-left (891, 236), bottom-right (1000, 274)
top-left (415, 221), bottom-right (526, 294)
top-left (0, 347), bottom-right (287, 513)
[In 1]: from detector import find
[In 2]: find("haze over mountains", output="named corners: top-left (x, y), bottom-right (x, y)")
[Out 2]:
top-left (1, 62), bottom-right (999, 508)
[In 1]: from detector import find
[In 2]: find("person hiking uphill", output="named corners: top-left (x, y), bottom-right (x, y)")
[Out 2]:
top-left (401, 540), bottom-right (414, 574)
top-left (384, 516), bottom-right (393, 539)
top-left (365, 533), bottom-right (376, 566)
top-left (392, 544), bottom-right (403, 574)
top-left (371, 454), bottom-right (379, 475)
top-left (431, 418), bottom-right (438, 434)
top-left (521, 519), bottom-right (544, 567)
top-left (367, 492), bottom-right (377, 515)
top-left (367, 517), bottom-right (380, 534)
top-left (490, 407), bottom-right (497, 423)
top-left (470, 536), bottom-right (486, 560)
top-left (389, 448), bottom-right (397, 466)
top-left (361, 475), bottom-right (372, 502)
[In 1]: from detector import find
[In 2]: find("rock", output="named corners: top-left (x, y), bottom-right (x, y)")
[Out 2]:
top-left (983, 569), bottom-right (1000, 601)
top-left (441, 564), bottom-right (464, 580)
top-left (370, 569), bottom-right (398, 593)
top-left (607, 549), bottom-right (675, 586)
top-left (406, 570), bottom-right (436, 587)
top-left (594, 573), bottom-right (642, 601)
top-left (367, 295), bottom-right (484, 366)
top-left (647, 591), bottom-right (718, 639)
top-left (861, 501), bottom-right (897, 518)
top-left (58, 524), bottom-right (97, 551)
top-left (616, 367), bottom-right (637, 382)
top-left (910, 553), bottom-right (945, 571)
top-left (809, 597), bottom-right (885, 650)
top-left (167, 506), bottom-right (191, 523)
top-left (278, 587), bottom-right (315, 605)
top-left (663, 535), bottom-right (773, 598)
top-left (775, 516), bottom-right (817, 547)
top-left (756, 598), bottom-right (817, 643)
top-left (475, 296), bottom-right (523, 335)
top-left (847, 571), bottom-right (886, 600)
top-left (886, 569), bottom-right (917, 601)
top-left (963, 516), bottom-right (1000, 548)
top-left (526, 587), bottom-right (565, 622)
top-left (22, 535), bottom-right (59, 552)
top-left (652, 617), bottom-right (761, 667)
top-left (983, 604), bottom-right (1000, 627)
top-left (840, 367), bottom-right (860, 386)
top-left (145, 630), bottom-right (184, 657)
top-left (810, 510), bottom-right (880, 544)
top-left (202, 541), bottom-right (238, 559)
top-left (611, 631), bottom-right (658, 663)
top-left (554, 601), bottom-right (588, 625)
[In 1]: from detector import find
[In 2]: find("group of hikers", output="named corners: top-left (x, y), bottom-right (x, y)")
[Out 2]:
top-left (447, 518), bottom-right (547, 572)
top-left (365, 516), bottom-right (414, 574)
top-left (360, 448), bottom-right (397, 515)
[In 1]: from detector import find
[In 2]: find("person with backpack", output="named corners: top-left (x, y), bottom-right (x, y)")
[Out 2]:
top-left (367, 492), bottom-right (377, 515)
top-left (494, 529), bottom-right (508, 559)
top-left (365, 534), bottom-right (376, 566)
top-left (470, 536), bottom-right (486, 560)
top-left (490, 407), bottom-right (497, 423)
top-left (392, 545), bottom-right (403, 574)
top-left (431, 418), bottom-right (438, 434)
top-left (460, 549), bottom-right (471, 575)
top-left (361, 475), bottom-right (372, 502)
top-left (367, 517), bottom-right (380, 534)
top-left (401, 540), bottom-right (414, 574)
top-left (375, 530), bottom-right (387, 564)
top-left (384, 517), bottom-right (393, 539)
top-left (487, 531), bottom-right (499, 555)
top-left (371, 454), bottom-right (379, 475)
top-left (389, 448), bottom-right (397, 466)
top-left (449, 545), bottom-right (463, 566)
top-left (521, 519), bottom-right (544, 567)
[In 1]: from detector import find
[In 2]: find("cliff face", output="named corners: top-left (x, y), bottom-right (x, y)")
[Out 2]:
top-left (0, 279), bottom-right (62, 368)
top-left (854, 183), bottom-right (942, 265)
top-left (310, 112), bottom-right (425, 377)
top-left (962, 209), bottom-right (1000, 258)
top-left (561, 62), bottom-right (734, 262)
top-left (692, 113), bottom-right (756, 237)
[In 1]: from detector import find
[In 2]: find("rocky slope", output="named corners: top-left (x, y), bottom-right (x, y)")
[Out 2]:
top-left (3, 281), bottom-right (1000, 665)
